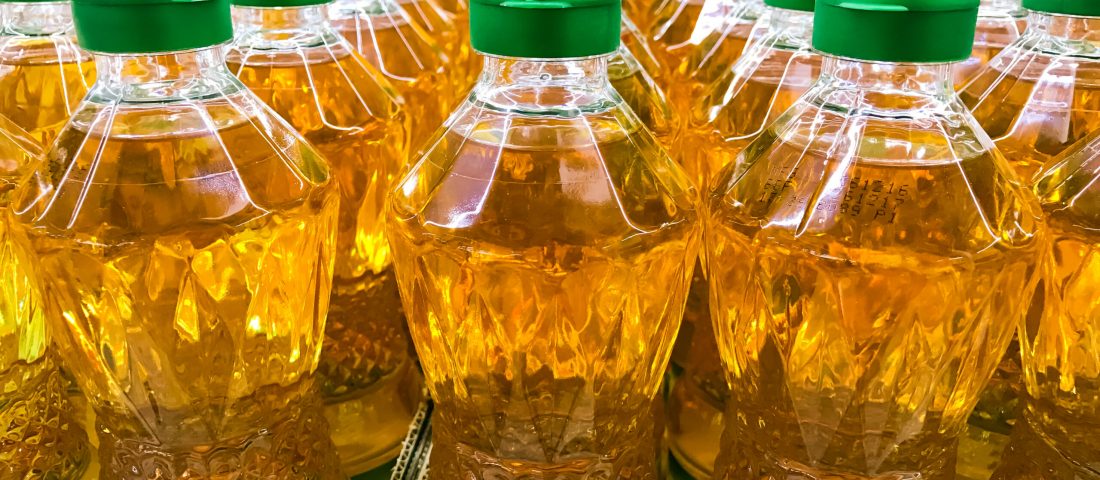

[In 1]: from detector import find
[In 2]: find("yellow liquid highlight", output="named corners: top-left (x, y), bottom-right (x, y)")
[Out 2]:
top-left (1022, 144), bottom-right (1100, 474)
top-left (0, 118), bottom-right (89, 479)
top-left (20, 98), bottom-right (343, 478)
top-left (961, 45), bottom-right (1100, 183)
top-left (389, 116), bottom-right (698, 479)
top-left (0, 37), bottom-right (94, 145)
top-left (610, 49), bottom-right (678, 151)
top-left (648, 0), bottom-right (758, 109)
top-left (228, 46), bottom-right (421, 473)
top-left (332, 11), bottom-right (451, 155)
top-left (707, 125), bottom-right (1042, 479)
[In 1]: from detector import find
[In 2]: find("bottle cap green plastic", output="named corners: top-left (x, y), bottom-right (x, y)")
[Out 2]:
top-left (813, 0), bottom-right (979, 63)
top-left (72, 0), bottom-right (234, 54)
top-left (470, 0), bottom-right (620, 58)
top-left (1023, 0), bottom-right (1100, 16)
top-left (231, 0), bottom-right (330, 8)
top-left (765, 0), bottom-right (814, 12)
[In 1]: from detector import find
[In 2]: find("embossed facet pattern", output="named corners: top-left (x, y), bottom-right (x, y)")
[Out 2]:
top-left (15, 52), bottom-right (342, 479)
top-left (707, 61), bottom-right (1044, 479)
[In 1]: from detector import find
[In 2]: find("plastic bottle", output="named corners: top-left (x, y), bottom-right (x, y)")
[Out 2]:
top-left (960, 0), bottom-right (1100, 183)
top-left (387, 0), bottom-right (700, 476)
top-left (15, 0), bottom-right (343, 476)
top-left (226, 0), bottom-right (420, 474)
top-left (613, 15), bottom-right (678, 149)
top-left (706, 0), bottom-right (1045, 477)
top-left (0, 0), bottom-right (93, 144)
top-left (954, 0), bottom-right (1026, 89)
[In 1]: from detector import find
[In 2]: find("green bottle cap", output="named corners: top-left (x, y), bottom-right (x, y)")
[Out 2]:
top-left (765, 0), bottom-right (814, 12)
top-left (72, 0), bottom-right (234, 54)
top-left (1023, 0), bottom-right (1100, 16)
top-left (470, 0), bottom-right (620, 58)
top-left (231, 0), bottom-right (330, 7)
top-left (813, 0), bottom-right (979, 63)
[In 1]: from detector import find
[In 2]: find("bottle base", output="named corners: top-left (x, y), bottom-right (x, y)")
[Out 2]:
top-left (326, 360), bottom-right (425, 476)
top-left (668, 374), bottom-right (722, 480)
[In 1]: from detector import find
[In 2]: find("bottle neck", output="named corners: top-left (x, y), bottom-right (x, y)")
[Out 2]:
top-left (233, 4), bottom-right (328, 34)
top-left (763, 7), bottom-right (813, 46)
top-left (93, 47), bottom-right (238, 95)
top-left (0, 1), bottom-right (74, 36)
top-left (816, 56), bottom-right (955, 109)
top-left (475, 55), bottom-right (615, 114)
top-left (1028, 11), bottom-right (1100, 43)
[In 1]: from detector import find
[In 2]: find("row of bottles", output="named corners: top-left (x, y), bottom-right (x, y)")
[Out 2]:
top-left (1, 0), bottom-right (1099, 477)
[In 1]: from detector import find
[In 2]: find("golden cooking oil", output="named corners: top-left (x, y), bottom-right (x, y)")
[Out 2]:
top-left (648, 0), bottom-right (764, 109)
top-left (1014, 129), bottom-right (1100, 478)
top-left (387, 10), bottom-right (700, 475)
top-left (14, 16), bottom-right (344, 477)
top-left (0, 1), bottom-right (94, 145)
top-left (0, 114), bottom-right (89, 480)
top-left (330, 0), bottom-right (452, 155)
top-left (961, 8), bottom-right (1100, 183)
top-left (227, 3), bottom-right (421, 474)
top-left (612, 17), bottom-right (678, 150)
top-left (954, 0), bottom-right (1025, 89)
top-left (706, 14), bottom-right (1045, 475)
top-left (395, 0), bottom-right (470, 87)
top-left (669, 3), bottom-right (819, 478)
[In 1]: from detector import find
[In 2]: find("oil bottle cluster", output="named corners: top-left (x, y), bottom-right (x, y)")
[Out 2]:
top-left (0, 0), bottom-right (1097, 478)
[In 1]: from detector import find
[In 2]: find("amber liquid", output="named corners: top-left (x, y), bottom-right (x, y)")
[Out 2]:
top-left (649, 0), bottom-right (758, 110)
top-left (1019, 157), bottom-right (1100, 475)
top-left (332, 13), bottom-right (450, 155)
top-left (610, 48), bottom-right (677, 150)
top-left (707, 123), bottom-right (1042, 478)
top-left (0, 120), bottom-right (89, 478)
top-left (961, 48), bottom-right (1100, 183)
top-left (229, 47), bottom-right (421, 473)
top-left (0, 37), bottom-right (94, 145)
top-left (20, 97), bottom-right (343, 479)
top-left (389, 116), bottom-right (698, 479)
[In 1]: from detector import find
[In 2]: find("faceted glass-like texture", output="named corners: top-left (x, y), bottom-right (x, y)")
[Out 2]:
top-left (388, 55), bottom-right (699, 479)
top-left (961, 12), bottom-right (1100, 183)
top-left (227, 6), bottom-right (420, 474)
top-left (612, 16), bottom-right (678, 150)
top-left (0, 2), bottom-right (94, 145)
top-left (14, 48), bottom-right (342, 479)
top-left (707, 58), bottom-right (1045, 479)
top-left (0, 114), bottom-right (89, 480)
top-left (953, 0), bottom-right (1026, 89)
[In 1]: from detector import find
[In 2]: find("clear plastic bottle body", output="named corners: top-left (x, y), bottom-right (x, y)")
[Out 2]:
top-left (328, 0), bottom-right (452, 155)
top-left (612, 16), bottom-right (678, 150)
top-left (226, 6), bottom-right (419, 474)
top-left (669, 8), bottom-right (819, 479)
top-left (647, 0), bottom-right (766, 110)
top-left (961, 12), bottom-right (1100, 183)
top-left (1008, 132), bottom-right (1100, 475)
top-left (387, 54), bottom-right (700, 479)
top-left (14, 47), bottom-right (343, 479)
top-left (0, 1), bottom-right (94, 145)
top-left (707, 57), bottom-right (1044, 479)
top-left (954, 0), bottom-right (1026, 89)
top-left (0, 114), bottom-right (89, 479)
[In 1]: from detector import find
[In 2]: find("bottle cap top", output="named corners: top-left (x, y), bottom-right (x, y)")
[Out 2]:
top-left (72, 0), bottom-right (234, 53)
top-left (231, 0), bottom-right (331, 7)
top-left (765, 0), bottom-right (813, 12)
top-left (1023, 0), bottom-right (1100, 17)
top-left (813, 0), bottom-right (979, 63)
top-left (470, 0), bottom-right (620, 58)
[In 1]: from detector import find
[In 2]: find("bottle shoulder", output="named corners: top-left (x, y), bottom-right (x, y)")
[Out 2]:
top-left (389, 101), bottom-right (698, 249)
top-left (709, 93), bottom-right (1046, 259)
top-left (13, 89), bottom-right (336, 243)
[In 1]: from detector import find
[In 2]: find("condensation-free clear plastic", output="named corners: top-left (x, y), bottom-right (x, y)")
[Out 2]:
top-left (387, 53), bottom-right (700, 479)
top-left (613, 16), bottom-right (678, 150)
top-left (961, 10), bottom-right (1100, 183)
top-left (226, 4), bottom-right (420, 474)
top-left (14, 45), bottom-right (343, 479)
top-left (954, 0), bottom-right (1026, 89)
top-left (0, 1), bottom-right (94, 144)
top-left (706, 55), bottom-right (1044, 479)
